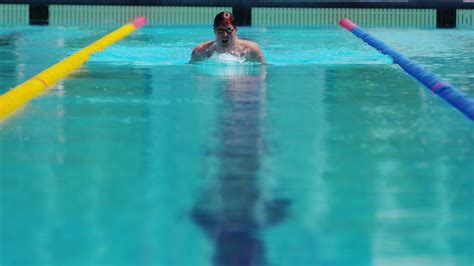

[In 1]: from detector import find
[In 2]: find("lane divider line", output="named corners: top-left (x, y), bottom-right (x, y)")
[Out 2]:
top-left (339, 18), bottom-right (474, 121)
top-left (0, 16), bottom-right (147, 121)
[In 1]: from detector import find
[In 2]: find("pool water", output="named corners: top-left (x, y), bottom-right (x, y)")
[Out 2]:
top-left (0, 26), bottom-right (473, 266)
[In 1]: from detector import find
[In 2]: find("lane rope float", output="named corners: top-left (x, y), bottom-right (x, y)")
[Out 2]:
top-left (339, 18), bottom-right (474, 121)
top-left (0, 16), bottom-right (147, 121)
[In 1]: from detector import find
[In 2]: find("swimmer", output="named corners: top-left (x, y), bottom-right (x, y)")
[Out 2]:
top-left (190, 12), bottom-right (267, 64)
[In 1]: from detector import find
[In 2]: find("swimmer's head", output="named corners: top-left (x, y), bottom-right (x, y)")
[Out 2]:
top-left (213, 12), bottom-right (236, 28)
top-left (213, 12), bottom-right (237, 49)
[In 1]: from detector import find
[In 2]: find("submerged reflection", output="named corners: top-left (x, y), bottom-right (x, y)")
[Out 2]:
top-left (191, 65), bottom-right (290, 266)
top-left (0, 32), bottom-right (21, 94)
top-left (0, 32), bottom-right (18, 46)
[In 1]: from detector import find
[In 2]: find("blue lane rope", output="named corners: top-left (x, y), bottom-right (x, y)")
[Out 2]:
top-left (339, 18), bottom-right (474, 121)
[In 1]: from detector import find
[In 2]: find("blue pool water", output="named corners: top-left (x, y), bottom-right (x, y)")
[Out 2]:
top-left (0, 26), bottom-right (473, 266)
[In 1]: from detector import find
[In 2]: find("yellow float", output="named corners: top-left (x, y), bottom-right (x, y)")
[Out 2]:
top-left (0, 16), bottom-right (147, 121)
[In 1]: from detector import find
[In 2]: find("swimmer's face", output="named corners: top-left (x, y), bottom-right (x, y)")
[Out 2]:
top-left (214, 21), bottom-right (237, 48)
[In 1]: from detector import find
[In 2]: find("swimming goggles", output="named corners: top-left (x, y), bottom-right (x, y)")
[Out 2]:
top-left (215, 27), bottom-right (234, 34)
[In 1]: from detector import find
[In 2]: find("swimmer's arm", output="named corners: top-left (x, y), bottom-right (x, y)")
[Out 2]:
top-left (190, 50), bottom-right (205, 63)
top-left (190, 41), bottom-right (214, 63)
top-left (243, 41), bottom-right (267, 64)
top-left (250, 47), bottom-right (267, 64)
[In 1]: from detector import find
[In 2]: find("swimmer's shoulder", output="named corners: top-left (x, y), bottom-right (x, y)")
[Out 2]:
top-left (238, 39), bottom-right (261, 50)
top-left (194, 40), bottom-right (215, 52)
top-left (238, 39), bottom-right (267, 64)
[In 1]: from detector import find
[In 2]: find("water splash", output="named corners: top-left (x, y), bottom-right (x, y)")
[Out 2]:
top-left (206, 53), bottom-right (246, 65)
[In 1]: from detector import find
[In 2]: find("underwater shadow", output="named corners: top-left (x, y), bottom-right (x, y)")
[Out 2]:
top-left (190, 64), bottom-right (290, 266)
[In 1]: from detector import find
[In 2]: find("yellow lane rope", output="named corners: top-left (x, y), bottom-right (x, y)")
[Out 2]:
top-left (0, 16), bottom-right (147, 121)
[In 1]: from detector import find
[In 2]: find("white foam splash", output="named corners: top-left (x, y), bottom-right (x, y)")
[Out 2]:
top-left (206, 53), bottom-right (246, 65)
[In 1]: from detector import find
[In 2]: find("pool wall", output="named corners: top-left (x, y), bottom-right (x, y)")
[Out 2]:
top-left (1, 1), bottom-right (473, 28)
top-left (49, 6), bottom-right (231, 26)
top-left (457, 9), bottom-right (474, 27)
top-left (0, 4), bottom-right (29, 26)
top-left (252, 8), bottom-right (436, 27)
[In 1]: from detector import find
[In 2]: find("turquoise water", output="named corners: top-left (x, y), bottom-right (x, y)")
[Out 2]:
top-left (1, 26), bottom-right (473, 266)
